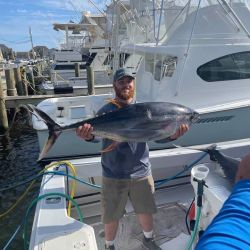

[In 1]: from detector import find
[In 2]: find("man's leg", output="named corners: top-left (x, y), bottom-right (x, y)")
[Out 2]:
top-left (137, 213), bottom-right (153, 233)
top-left (105, 220), bottom-right (119, 241)
top-left (104, 220), bottom-right (119, 249)
top-left (102, 177), bottom-right (129, 249)
top-left (130, 176), bottom-right (161, 249)
top-left (137, 212), bottom-right (161, 250)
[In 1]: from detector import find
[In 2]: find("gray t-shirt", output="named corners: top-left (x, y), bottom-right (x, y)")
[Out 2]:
top-left (96, 102), bottom-right (151, 179)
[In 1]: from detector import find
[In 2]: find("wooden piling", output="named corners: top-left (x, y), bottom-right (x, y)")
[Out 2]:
top-left (5, 69), bottom-right (17, 96)
top-left (0, 77), bottom-right (8, 130)
top-left (33, 65), bottom-right (38, 77)
top-left (75, 63), bottom-right (80, 77)
top-left (86, 66), bottom-right (95, 95)
top-left (26, 67), bottom-right (35, 94)
top-left (20, 67), bottom-right (28, 96)
top-left (14, 67), bottom-right (24, 96)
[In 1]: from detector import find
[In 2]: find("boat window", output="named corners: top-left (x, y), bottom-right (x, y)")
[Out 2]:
top-left (70, 106), bottom-right (87, 119)
top-left (145, 54), bottom-right (177, 81)
top-left (162, 57), bottom-right (177, 78)
top-left (54, 64), bottom-right (86, 70)
top-left (103, 54), bottom-right (114, 66)
top-left (86, 53), bottom-right (97, 66)
top-left (197, 51), bottom-right (250, 82)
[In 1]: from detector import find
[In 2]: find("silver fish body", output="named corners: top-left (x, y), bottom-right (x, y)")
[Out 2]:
top-left (86, 102), bottom-right (199, 142)
top-left (27, 102), bottom-right (199, 160)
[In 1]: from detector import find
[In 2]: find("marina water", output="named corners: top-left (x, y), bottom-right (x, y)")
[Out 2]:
top-left (0, 121), bottom-right (42, 249)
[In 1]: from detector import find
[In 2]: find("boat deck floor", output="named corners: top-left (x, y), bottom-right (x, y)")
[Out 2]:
top-left (76, 183), bottom-right (194, 250)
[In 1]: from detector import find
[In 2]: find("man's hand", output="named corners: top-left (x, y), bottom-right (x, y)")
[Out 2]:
top-left (76, 123), bottom-right (94, 141)
top-left (170, 124), bottom-right (189, 140)
top-left (235, 153), bottom-right (250, 182)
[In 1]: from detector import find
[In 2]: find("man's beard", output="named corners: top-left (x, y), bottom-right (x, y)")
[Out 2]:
top-left (114, 86), bottom-right (134, 100)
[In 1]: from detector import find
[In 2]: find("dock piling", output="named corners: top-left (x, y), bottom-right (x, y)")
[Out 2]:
top-left (26, 67), bottom-right (35, 94)
top-left (20, 67), bottom-right (28, 96)
top-left (14, 67), bottom-right (24, 96)
top-left (75, 63), bottom-right (80, 77)
top-left (86, 66), bottom-right (95, 95)
top-left (0, 77), bottom-right (9, 130)
top-left (5, 69), bottom-right (17, 96)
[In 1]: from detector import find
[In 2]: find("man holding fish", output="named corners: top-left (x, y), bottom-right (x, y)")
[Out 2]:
top-left (76, 68), bottom-right (189, 250)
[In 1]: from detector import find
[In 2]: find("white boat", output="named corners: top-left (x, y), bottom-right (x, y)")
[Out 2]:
top-left (33, 0), bottom-right (250, 161)
top-left (40, 20), bottom-right (112, 95)
top-left (28, 138), bottom-right (250, 250)
top-left (122, 0), bottom-right (250, 147)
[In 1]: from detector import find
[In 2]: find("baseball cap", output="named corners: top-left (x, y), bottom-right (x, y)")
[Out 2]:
top-left (113, 68), bottom-right (135, 82)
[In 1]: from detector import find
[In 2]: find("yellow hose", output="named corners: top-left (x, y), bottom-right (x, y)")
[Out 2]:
top-left (0, 161), bottom-right (77, 219)
top-left (45, 161), bottom-right (77, 216)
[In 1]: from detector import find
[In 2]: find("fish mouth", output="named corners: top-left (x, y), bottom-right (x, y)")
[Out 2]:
top-left (190, 112), bottom-right (200, 122)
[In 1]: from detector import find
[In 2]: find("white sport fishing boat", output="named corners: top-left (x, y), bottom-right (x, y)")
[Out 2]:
top-left (40, 19), bottom-right (112, 95)
top-left (121, 0), bottom-right (250, 145)
top-left (28, 138), bottom-right (250, 250)
top-left (33, 0), bottom-right (250, 161)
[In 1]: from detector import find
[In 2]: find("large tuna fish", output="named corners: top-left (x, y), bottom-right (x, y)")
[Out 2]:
top-left (26, 102), bottom-right (199, 161)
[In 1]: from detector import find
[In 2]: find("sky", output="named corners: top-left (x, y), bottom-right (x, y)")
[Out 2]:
top-left (0, 0), bottom-right (110, 52)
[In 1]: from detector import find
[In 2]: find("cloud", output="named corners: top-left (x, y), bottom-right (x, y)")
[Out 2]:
top-left (16, 9), bottom-right (28, 13)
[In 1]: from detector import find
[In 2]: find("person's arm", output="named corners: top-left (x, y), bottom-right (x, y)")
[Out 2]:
top-left (75, 105), bottom-right (111, 143)
top-left (76, 123), bottom-right (100, 143)
top-left (235, 153), bottom-right (250, 181)
top-left (155, 124), bottom-right (189, 143)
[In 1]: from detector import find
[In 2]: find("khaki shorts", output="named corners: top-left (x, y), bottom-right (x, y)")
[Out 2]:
top-left (101, 175), bottom-right (157, 224)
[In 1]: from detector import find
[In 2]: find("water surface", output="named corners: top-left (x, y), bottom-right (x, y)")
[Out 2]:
top-left (0, 120), bottom-right (42, 250)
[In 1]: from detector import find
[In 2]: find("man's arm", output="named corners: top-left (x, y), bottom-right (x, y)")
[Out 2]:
top-left (76, 123), bottom-right (100, 143)
top-left (75, 105), bottom-right (111, 142)
top-left (155, 124), bottom-right (189, 143)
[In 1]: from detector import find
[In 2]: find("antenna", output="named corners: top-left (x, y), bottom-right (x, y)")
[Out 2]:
top-left (29, 26), bottom-right (36, 59)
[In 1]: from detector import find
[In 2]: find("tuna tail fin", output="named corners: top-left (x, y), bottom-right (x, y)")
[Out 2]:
top-left (26, 104), bottom-right (62, 161)
top-left (38, 130), bottom-right (62, 161)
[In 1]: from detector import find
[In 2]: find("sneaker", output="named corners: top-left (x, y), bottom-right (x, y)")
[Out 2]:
top-left (105, 244), bottom-right (115, 250)
top-left (142, 236), bottom-right (162, 250)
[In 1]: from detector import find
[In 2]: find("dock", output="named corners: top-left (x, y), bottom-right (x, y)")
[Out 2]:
top-left (5, 94), bottom-right (79, 109)
top-left (0, 61), bottom-right (113, 131)
top-left (5, 85), bottom-right (113, 109)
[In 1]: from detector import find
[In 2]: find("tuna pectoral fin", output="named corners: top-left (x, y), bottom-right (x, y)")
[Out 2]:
top-left (101, 141), bottom-right (119, 153)
top-left (38, 131), bottom-right (62, 161)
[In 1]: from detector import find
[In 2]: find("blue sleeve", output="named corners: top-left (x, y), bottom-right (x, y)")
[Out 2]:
top-left (195, 179), bottom-right (250, 250)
